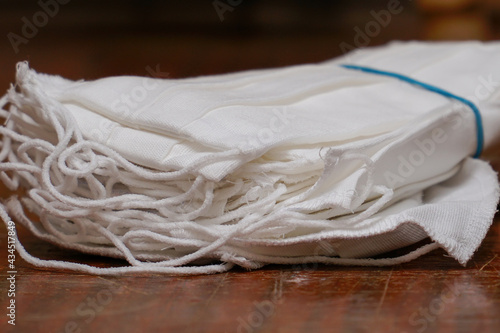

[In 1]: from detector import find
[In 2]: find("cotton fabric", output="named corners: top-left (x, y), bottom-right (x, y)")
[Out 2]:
top-left (0, 41), bottom-right (499, 274)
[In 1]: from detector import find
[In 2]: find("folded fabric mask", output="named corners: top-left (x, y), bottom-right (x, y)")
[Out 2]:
top-left (1, 40), bottom-right (499, 275)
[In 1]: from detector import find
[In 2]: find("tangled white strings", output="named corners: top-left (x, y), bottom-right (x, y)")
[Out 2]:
top-left (0, 65), bottom-right (438, 275)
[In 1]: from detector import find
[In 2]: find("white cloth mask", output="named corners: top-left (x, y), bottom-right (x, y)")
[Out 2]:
top-left (0, 40), bottom-right (499, 275)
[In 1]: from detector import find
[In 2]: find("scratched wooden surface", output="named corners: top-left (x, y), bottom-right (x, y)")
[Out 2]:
top-left (1, 2), bottom-right (500, 332)
top-left (0, 200), bottom-right (499, 333)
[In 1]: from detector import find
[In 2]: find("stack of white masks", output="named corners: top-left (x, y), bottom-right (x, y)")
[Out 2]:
top-left (1, 41), bottom-right (499, 275)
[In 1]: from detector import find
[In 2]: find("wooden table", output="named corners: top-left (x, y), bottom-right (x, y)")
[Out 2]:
top-left (0, 201), bottom-right (499, 333)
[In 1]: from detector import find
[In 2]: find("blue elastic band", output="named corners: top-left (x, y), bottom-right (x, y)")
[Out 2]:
top-left (340, 64), bottom-right (484, 158)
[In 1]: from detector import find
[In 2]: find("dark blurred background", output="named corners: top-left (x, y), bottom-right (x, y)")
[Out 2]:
top-left (1, 0), bottom-right (500, 90)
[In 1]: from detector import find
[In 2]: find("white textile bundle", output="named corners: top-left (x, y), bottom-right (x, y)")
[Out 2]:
top-left (1, 41), bottom-right (499, 275)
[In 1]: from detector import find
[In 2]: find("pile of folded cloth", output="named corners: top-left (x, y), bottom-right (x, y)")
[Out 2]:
top-left (1, 41), bottom-right (499, 274)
